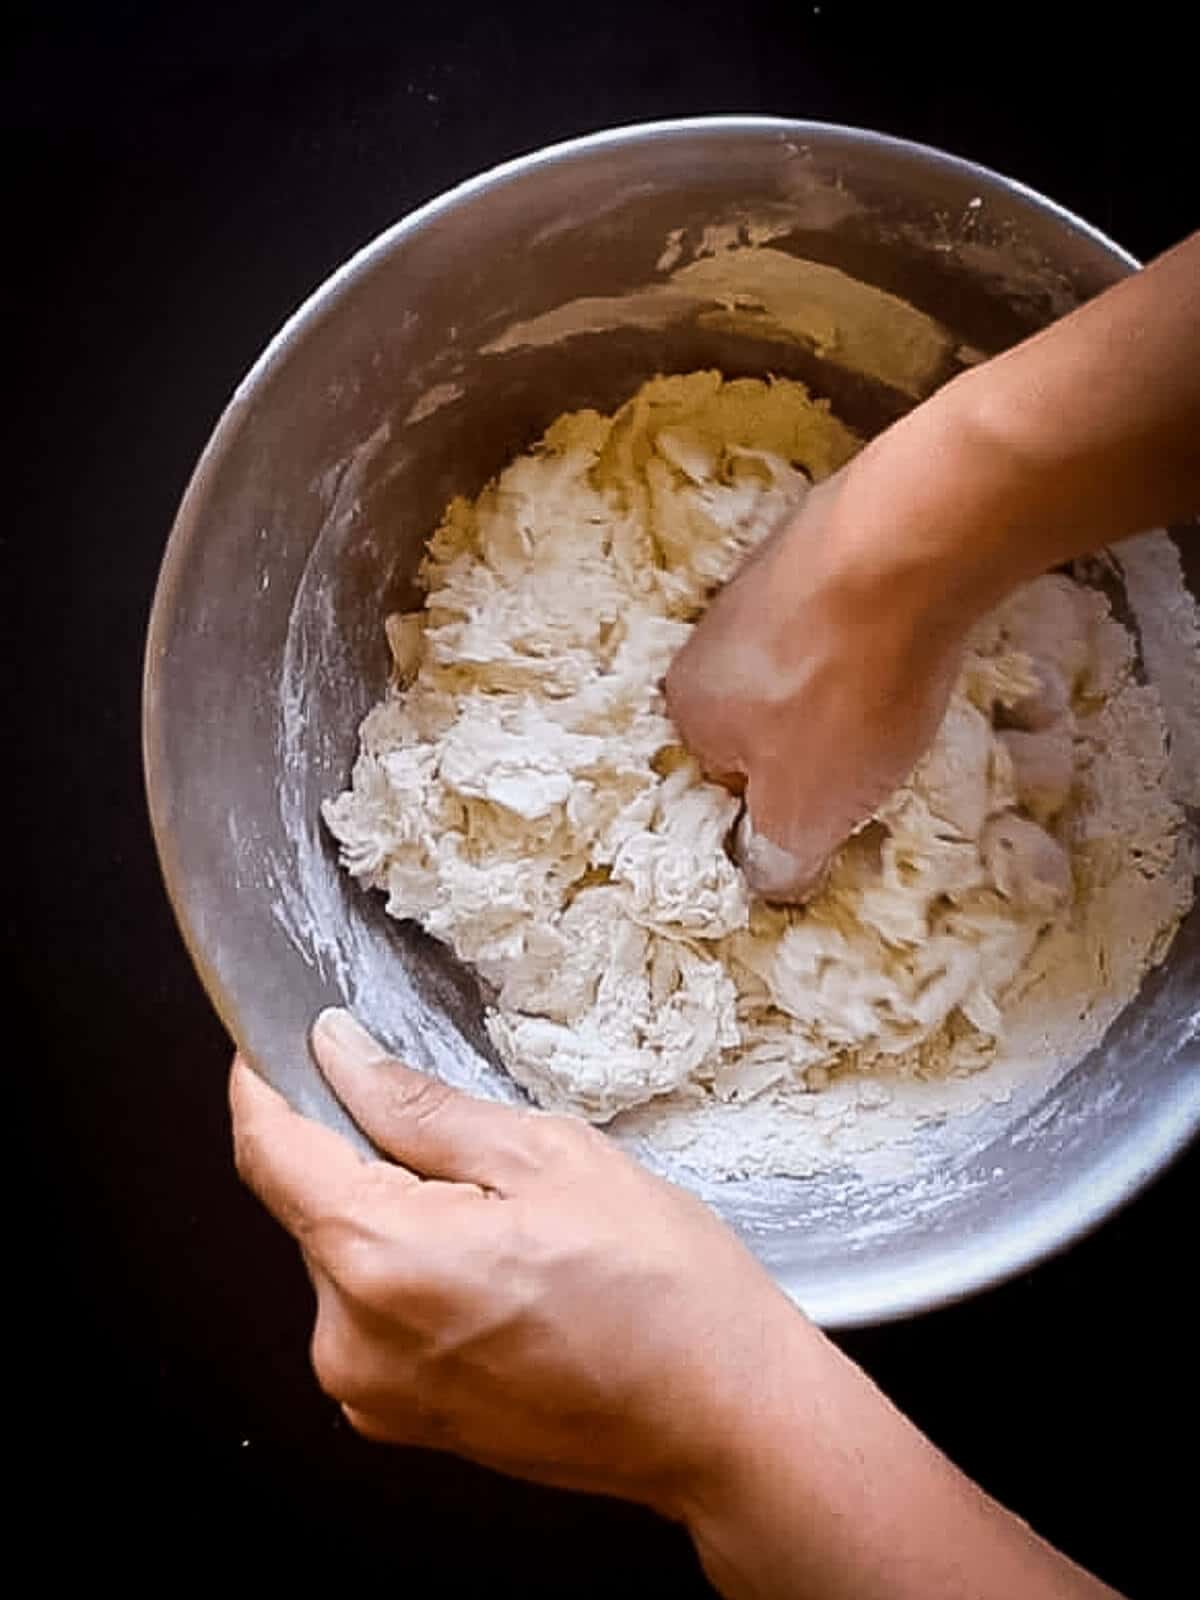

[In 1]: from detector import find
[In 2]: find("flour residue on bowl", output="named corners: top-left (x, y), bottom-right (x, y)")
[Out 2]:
top-left (319, 370), bottom-right (1197, 1181)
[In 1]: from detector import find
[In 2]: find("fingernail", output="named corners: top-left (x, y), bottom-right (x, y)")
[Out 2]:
top-left (313, 1007), bottom-right (388, 1069)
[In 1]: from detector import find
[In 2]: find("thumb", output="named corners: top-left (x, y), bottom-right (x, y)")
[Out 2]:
top-left (310, 1008), bottom-right (543, 1193)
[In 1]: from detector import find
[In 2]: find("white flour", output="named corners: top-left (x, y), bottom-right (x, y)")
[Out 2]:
top-left (322, 372), bottom-right (1196, 1179)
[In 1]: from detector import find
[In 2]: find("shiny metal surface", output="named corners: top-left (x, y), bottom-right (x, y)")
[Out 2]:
top-left (144, 117), bottom-right (1198, 1327)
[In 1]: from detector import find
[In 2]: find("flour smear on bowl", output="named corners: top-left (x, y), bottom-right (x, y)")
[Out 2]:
top-left (322, 371), bottom-right (1197, 1179)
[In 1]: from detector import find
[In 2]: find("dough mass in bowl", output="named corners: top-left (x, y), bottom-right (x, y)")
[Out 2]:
top-left (323, 372), bottom-right (1193, 1178)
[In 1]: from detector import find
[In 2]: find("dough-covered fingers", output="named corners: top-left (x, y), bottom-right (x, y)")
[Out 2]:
top-left (734, 812), bottom-right (822, 902)
top-left (735, 729), bottom-right (916, 903)
top-left (311, 1008), bottom-right (569, 1194)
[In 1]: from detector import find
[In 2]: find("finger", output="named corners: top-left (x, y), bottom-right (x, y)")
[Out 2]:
top-left (662, 653), bottom-right (748, 785)
top-left (339, 1404), bottom-right (451, 1448)
top-left (229, 1055), bottom-right (414, 1246)
top-left (311, 1009), bottom-right (548, 1192)
top-left (308, 1266), bottom-right (404, 1413)
top-left (341, 1405), bottom-right (404, 1444)
top-left (736, 789), bottom-right (834, 904)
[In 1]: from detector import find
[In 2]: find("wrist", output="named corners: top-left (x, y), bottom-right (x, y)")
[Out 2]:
top-left (670, 1320), bottom-right (1080, 1600)
top-left (820, 372), bottom-right (1045, 630)
top-left (666, 1316), bottom-right (858, 1591)
top-left (650, 1304), bottom-right (826, 1518)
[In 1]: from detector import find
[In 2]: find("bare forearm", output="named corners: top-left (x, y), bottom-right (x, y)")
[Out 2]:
top-left (678, 1325), bottom-right (1119, 1600)
top-left (829, 233), bottom-right (1200, 626)
top-left (961, 231), bottom-right (1200, 547)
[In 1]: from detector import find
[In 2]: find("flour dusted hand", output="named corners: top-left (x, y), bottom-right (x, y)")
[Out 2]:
top-left (323, 371), bottom-right (1190, 1146)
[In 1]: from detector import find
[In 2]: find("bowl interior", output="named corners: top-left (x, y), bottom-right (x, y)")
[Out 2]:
top-left (146, 120), bottom-right (1199, 1325)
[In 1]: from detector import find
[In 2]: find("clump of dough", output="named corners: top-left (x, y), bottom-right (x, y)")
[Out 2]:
top-left (323, 371), bottom-right (1183, 1127)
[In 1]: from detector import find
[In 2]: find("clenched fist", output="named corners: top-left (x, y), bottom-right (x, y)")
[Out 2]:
top-left (665, 465), bottom-right (968, 901)
top-left (667, 232), bottom-right (1200, 906)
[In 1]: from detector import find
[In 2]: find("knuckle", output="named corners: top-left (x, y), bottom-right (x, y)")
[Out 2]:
top-left (662, 653), bottom-right (686, 701)
top-left (309, 1314), bottom-right (354, 1402)
top-left (342, 1406), bottom-right (397, 1444)
top-left (328, 1238), bottom-right (395, 1310)
top-left (388, 1073), bottom-right (456, 1132)
top-left (311, 1307), bottom-right (385, 1412)
top-left (231, 1124), bottom-right (263, 1187)
top-left (525, 1111), bottom-right (606, 1167)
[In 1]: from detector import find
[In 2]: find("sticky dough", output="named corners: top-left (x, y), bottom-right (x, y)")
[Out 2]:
top-left (323, 371), bottom-right (1179, 1125)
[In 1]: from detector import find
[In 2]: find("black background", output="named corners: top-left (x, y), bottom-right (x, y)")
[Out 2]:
top-left (8, 4), bottom-right (1197, 1593)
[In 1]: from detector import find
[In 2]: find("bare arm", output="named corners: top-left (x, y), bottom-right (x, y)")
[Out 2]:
top-left (683, 1334), bottom-right (1119, 1600)
top-left (666, 233), bottom-right (1200, 898)
top-left (233, 1011), bottom-right (1121, 1600)
top-left (844, 230), bottom-right (1200, 612)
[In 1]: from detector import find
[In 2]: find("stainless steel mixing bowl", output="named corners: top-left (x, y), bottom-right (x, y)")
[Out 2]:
top-left (144, 117), bottom-right (1199, 1326)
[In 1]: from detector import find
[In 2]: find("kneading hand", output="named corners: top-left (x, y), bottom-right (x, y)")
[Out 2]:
top-left (666, 233), bottom-right (1200, 904)
top-left (665, 465), bottom-right (967, 901)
